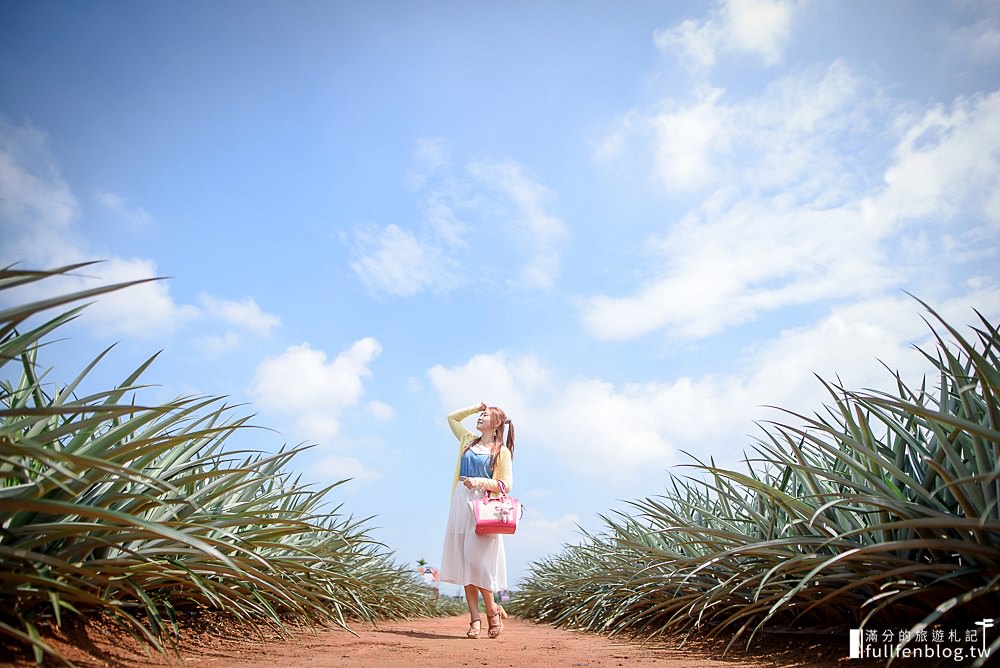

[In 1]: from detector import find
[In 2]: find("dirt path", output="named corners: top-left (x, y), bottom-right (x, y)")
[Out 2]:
top-left (186, 616), bottom-right (751, 668)
top-left (3, 614), bottom-right (861, 668)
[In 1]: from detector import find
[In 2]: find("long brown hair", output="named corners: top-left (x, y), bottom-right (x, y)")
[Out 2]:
top-left (465, 406), bottom-right (515, 470)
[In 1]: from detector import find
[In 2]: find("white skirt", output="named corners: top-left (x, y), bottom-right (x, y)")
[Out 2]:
top-left (439, 484), bottom-right (507, 591)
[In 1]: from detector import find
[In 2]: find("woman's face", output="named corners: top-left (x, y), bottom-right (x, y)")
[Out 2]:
top-left (475, 410), bottom-right (494, 434)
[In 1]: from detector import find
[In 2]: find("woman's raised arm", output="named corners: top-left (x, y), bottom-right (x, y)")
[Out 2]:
top-left (447, 403), bottom-right (483, 443)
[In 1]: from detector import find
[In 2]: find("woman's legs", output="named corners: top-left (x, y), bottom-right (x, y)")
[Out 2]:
top-left (478, 586), bottom-right (504, 638)
top-left (463, 584), bottom-right (481, 638)
top-left (477, 586), bottom-right (496, 618)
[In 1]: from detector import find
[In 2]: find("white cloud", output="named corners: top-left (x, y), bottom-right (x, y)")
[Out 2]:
top-left (47, 262), bottom-right (283, 345)
top-left (84, 257), bottom-right (201, 338)
top-left (466, 160), bottom-right (569, 291)
top-left (198, 294), bottom-right (281, 335)
top-left (95, 190), bottom-right (154, 230)
top-left (654, 0), bottom-right (795, 70)
top-left (657, 18), bottom-right (718, 69)
top-left (946, 16), bottom-right (1000, 63)
top-left (583, 199), bottom-right (894, 340)
top-left (638, 62), bottom-right (866, 195)
top-left (541, 379), bottom-right (678, 470)
top-left (420, 187), bottom-right (468, 248)
top-left (350, 146), bottom-right (568, 296)
top-left (367, 400), bottom-right (395, 420)
top-left (404, 137), bottom-right (451, 191)
top-left (0, 119), bottom-right (80, 267)
top-left (251, 337), bottom-right (382, 444)
top-left (650, 87), bottom-right (731, 192)
top-left (190, 296), bottom-right (281, 357)
top-left (194, 331), bottom-right (241, 357)
top-left (731, 290), bottom-right (1000, 456)
top-left (427, 352), bottom-right (551, 417)
top-left (0, 118), bottom-right (280, 345)
top-left (432, 290), bottom-right (1000, 480)
top-left (428, 353), bottom-right (676, 482)
top-left (870, 91), bottom-right (1000, 228)
top-left (591, 111), bottom-right (638, 163)
top-left (584, 68), bottom-right (1000, 341)
top-left (594, 63), bottom-right (866, 193)
top-left (349, 224), bottom-right (462, 296)
top-left (0, 258), bottom-right (200, 341)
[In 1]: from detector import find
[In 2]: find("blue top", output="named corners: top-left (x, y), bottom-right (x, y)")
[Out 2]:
top-left (459, 446), bottom-right (493, 479)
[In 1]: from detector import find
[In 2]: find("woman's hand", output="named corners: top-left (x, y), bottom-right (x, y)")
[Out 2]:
top-left (478, 401), bottom-right (487, 411)
top-left (463, 477), bottom-right (489, 490)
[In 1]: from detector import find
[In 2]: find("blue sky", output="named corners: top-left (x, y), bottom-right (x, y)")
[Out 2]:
top-left (2, 0), bottom-right (999, 594)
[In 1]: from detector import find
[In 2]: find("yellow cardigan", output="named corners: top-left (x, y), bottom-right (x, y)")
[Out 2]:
top-left (448, 404), bottom-right (513, 495)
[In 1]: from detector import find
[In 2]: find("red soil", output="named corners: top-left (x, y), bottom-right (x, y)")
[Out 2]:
top-left (0, 613), bottom-right (906, 668)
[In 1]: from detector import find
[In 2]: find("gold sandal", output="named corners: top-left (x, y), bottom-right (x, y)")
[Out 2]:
top-left (466, 618), bottom-right (481, 639)
top-left (487, 611), bottom-right (503, 639)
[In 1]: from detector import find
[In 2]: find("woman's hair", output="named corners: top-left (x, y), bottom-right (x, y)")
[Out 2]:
top-left (467, 406), bottom-right (515, 469)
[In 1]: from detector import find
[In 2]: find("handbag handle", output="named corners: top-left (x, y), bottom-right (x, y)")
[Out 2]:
top-left (485, 478), bottom-right (508, 499)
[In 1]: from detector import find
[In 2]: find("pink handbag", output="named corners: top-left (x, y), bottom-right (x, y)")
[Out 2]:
top-left (473, 492), bottom-right (523, 535)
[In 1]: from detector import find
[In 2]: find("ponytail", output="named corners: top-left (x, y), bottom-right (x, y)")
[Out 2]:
top-left (505, 419), bottom-right (515, 461)
top-left (489, 418), bottom-right (514, 471)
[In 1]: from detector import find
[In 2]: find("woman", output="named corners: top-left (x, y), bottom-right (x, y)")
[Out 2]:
top-left (439, 402), bottom-right (515, 639)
